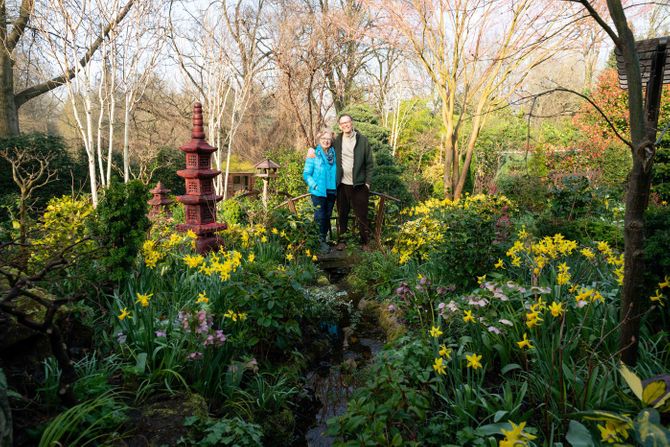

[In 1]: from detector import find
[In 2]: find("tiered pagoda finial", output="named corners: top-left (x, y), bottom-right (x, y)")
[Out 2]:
top-left (176, 102), bottom-right (227, 252)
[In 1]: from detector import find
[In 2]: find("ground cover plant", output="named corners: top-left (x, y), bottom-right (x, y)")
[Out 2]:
top-left (330, 195), bottom-right (670, 446)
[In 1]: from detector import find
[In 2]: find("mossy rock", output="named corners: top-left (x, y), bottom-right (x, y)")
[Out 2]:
top-left (358, 299), bottom-right (405, 342)
top-left (129, 393), bottom-right (208, 446)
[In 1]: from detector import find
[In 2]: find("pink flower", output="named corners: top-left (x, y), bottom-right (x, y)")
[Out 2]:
top-left (187, 352), bottom-right (203, 361)
top-left (155, 330), bottom-right (167, 337)
top-left (493, 291), bottom-right (509, 301)
top-left (487, 326), bottom-right (502, 335)
top-left (499, 319), bottom-right (514, 326)
top-left (388, 304), bottom-right (397, 313)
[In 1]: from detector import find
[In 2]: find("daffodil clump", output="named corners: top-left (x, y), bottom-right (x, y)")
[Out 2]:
top-left (502, 228), bottom-right (623, 287)
top-left (141, 228), bottom-right (197, 268)
top-left (393, 194), bottom-right (514, 265)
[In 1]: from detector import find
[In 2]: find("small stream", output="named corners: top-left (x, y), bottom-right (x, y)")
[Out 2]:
top-left (304, 336), bottom-right (384, 446)
top-left (302, 268), bottom-right (386, 447)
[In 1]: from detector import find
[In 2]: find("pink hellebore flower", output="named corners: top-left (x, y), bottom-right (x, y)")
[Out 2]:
top-left (188, 352), bottom-right (203, 361)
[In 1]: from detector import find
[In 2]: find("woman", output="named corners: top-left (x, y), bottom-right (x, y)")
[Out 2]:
top-left (303, 129), bottom-right (337, 253)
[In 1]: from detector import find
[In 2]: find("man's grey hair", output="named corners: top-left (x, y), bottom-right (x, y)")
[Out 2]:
top-left (338, 114), bottom-right (353, 123)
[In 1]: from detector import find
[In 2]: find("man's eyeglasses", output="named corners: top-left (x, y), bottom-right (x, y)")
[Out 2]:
top-left (339, 120), bottom-right (352, 125)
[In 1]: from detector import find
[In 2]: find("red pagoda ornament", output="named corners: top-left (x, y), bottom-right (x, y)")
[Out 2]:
top-left (147, 182), bottom-right (173, 219)
top-left (176, 102), bottom-right (227, 252)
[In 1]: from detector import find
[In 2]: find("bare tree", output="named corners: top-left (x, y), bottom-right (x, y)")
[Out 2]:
top-left (0, 0), bottom-right (136, 137)
top-left (271, 0), bottom-right (335, 147)
top-left (115, 0), bottom-right (167, 183)
top-left (0, 147), bottom-right (56, 244)
top-left (169, 0), bottom-right (268, 198)
top-left (374, 0), bottom-right (573, 199)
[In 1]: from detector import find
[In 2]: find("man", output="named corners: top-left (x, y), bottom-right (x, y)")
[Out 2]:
top-left (333, 114), bottom-right (374, 251)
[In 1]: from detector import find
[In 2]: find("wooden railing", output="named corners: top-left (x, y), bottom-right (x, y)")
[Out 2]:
top-left (277, 191), bottom-right (401, 245)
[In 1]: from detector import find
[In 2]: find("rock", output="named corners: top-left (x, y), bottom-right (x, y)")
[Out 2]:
top-left (123, 393), bottom-right (208, 446)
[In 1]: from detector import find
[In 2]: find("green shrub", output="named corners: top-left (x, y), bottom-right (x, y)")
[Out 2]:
top-left (394, 195), bottom-right (514, 289)
top-left (92, 180), bottom-right (151, 283)
top-left (496, 174), bottom-right (548, 214)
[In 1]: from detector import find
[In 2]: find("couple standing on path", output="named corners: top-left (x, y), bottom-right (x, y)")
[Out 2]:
top-left (302, 114), bottom-right (375, 254)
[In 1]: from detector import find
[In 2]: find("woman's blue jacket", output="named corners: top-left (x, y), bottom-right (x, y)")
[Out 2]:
top-left (303, 145), bottom-right (337, 197)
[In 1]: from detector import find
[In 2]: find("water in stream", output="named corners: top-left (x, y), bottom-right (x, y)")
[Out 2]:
top-left (304, 328), bottom-right (385, 446)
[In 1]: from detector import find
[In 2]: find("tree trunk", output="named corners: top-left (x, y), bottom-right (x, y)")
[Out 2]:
top-left (0, 51), bottom-right (19, 137)
top-left (123, 95), bottom-right (131, 182)
top-left (620, 147), bottom-right (653, 365)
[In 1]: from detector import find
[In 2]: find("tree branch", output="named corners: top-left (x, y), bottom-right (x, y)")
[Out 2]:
top-left (6, 0), bottom-right (34, 51)
top-left (13, 0), bottom-right (136, 107)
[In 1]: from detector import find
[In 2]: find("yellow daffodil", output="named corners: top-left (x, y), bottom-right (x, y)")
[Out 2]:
top-left (549, 301), bottom-right (564, 317)
top-left (500, 421), bottom-right (537, 447)
top-left (183, 254), bottom-right (204, 268)
top-left (650, 289), bottom-right (665, 306)
top-left (439, 345), bottom-right (452, 360)
top-left (466, 353), bottom-right (483, 369)
top-left (597, 420), bottom-right (629, 444)
top-left (580, 248), bottom-right (595, 260)
top-left (196, 292), bottom-right (209, 304)
top-left (285, 253), bottom-right (294, 261)
top-left (118, 307), bottom-right (132, 320)
top-left (261, 235), bottom-right (268, 243)
top-left (525, 311), bottom-right (542, 329)
top-left (556, 262), bottom-right (570, 285)
top-left (433, 357), bottom-right (446, 375)
top-left (463, 310), bottom-right (476, 324)
top-left (311, 255), bottom-right (318, 262)
top-left (516, 333), bottom-right (533, 350)
top-left (271, 228), bottom-right (279, 235)
top-left (247, 253), bottom-right (255, 263)
top-left (186, 229), bottom-right (197, 239)
top-left (135, 292), bottom-right (153, 308)
top-left (477, 274), bottom-right (486, 285)
top-left (495, 259), bottom-right (504, 269)
top-left (659, 276), bottom-right (670, 289)
top-left (429, 326), bottom-right (443, 338)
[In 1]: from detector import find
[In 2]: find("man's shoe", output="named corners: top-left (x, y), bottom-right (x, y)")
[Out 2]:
top-left (335, 242), bottom-right (346, 251)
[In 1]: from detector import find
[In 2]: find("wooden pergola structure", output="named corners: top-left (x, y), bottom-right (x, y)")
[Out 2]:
top-left (615, 37), bottom-right (669, 134)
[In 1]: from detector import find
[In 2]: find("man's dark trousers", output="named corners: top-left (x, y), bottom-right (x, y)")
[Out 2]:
top-left (336, 184), bottom-right (369, 244)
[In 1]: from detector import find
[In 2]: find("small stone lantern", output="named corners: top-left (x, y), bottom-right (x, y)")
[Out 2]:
top-left (254, 159), bottom-right (280, 208)
top-left (147, 182), bottom-right (173, 219)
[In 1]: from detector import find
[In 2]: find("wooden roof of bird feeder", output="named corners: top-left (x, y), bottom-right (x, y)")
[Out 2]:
top-left (254, 159), bottom-right (280, 178)
top-left (614, 37), bottom-right (669, 89)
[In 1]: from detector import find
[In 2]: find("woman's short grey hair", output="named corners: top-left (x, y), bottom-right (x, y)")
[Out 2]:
top-left (318, 129), bottom-right (334, 140)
